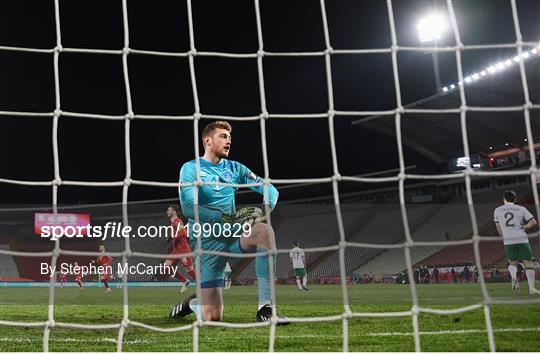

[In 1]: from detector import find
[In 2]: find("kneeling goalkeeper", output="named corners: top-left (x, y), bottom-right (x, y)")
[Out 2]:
top-left (169, 121), bottom-right (287, 323)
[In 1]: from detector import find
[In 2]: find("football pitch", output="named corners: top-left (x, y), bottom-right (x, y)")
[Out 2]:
top-left (1, 283), bottom-right (539, 352)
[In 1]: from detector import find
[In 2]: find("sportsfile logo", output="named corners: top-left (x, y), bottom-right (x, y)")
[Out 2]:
top-left (39, 220), bottom-right (251, 241)
top-left (35, 211), bottom-right (253, 241)
top-left (40, 221), bottom-right (180, 241)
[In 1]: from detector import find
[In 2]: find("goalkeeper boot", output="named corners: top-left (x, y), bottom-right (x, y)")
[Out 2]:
top-left (169, 293), bottom-right (196, 319)
top-left (256, 304), bottom-right (290, 325)
top-left (511, 278), bottom-right (521, 294)
top-left (302, 285), bottom-right (309, 291)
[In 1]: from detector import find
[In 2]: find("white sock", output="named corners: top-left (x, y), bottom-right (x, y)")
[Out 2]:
top-left (296, 278), bottom-right (302, 289)
top-left (526, 269), bottom-right (536, 291)
top-left (302, 277), bottom-right (307, 287)
top-left (508, 264), bottom-right (518, 279)
top-left (189, 298), bottom-right (203, 321)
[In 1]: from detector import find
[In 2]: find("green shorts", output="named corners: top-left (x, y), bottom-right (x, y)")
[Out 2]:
top-left (294, 268), bottom-right (307, 277)
top-left (504, 243), bottom-right (533, 262)
top-left (223, 271), bottom-right (232, 280)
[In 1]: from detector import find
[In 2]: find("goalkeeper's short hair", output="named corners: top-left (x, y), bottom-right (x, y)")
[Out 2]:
top-left (202, 121), bottom-right (232, 139)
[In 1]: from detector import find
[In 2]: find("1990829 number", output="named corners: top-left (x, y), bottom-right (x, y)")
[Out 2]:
top-left (186, 222), bottom-right (251, 238)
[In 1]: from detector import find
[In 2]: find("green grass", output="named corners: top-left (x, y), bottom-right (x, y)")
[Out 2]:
top-left (1, 282), bottom-right (539, 351)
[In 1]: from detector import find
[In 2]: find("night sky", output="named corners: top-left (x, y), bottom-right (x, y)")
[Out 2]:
top-left (0, 0), bottom-right (539, 204)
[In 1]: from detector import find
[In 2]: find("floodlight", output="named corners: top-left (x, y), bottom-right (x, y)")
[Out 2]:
top-left (417, 14), bottom-right (447, 43)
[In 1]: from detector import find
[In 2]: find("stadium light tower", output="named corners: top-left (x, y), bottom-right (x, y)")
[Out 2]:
top-left (417, 13), bottom-right (447, 92)
top-left (417, 14), bottom-right (446, 43)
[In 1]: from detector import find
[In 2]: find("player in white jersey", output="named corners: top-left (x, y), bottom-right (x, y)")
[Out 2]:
top-left (223, 262), bottom-right (232, 289)
top-left (493, 190), bottom-right (539, 294)
top-left (289, 242), bottom-right (308, 291)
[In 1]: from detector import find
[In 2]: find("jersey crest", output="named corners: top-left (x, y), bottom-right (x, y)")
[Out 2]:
top-left (223, 170), bottom-right (233, 182)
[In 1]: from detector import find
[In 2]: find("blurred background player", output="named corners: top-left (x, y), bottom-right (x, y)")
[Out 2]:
top-left (290, 241), bottom-right (308, 291)
top-left (59, 269), bottom-right (67, 287)
top-left (223, 261), bottom-right (232, 290)
top-left (494, 190), bottom-right (539, 295)
top-left (164, 204), bottom-right (197, 293)
top-left (91, 244), bottom-right (113, 293)
top-left (73, 261), bottom-right (84, 290)
top-left (170, 121), bottom-right (287, 323)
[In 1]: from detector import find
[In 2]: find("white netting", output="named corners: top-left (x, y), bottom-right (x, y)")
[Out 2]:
top-left (0, 0), bottom-right (539, 352)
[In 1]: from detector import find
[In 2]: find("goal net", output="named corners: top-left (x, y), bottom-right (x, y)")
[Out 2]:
top-left (0, 0), bottom-right (539, 351)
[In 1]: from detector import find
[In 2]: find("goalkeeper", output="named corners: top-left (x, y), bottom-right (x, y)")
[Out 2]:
top-left (169, 121), bottom-right (287, 323)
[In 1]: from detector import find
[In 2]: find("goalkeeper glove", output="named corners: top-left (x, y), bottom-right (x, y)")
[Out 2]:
top-left (221, 206), bottom-right (266, 225)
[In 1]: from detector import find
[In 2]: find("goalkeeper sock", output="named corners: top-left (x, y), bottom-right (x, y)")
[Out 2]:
top-left (508, 264), bottom-right (517, 279)
top-left (296, 278), bottom-right (302, 289)
top-left (256, 247), bottom-right (275, 309)
top-left (303, 276), bottom-right (308, 287)
top-left (526, 268), bottom-right (536, 291)
top-left (189, 297), bottom-right (204, 321)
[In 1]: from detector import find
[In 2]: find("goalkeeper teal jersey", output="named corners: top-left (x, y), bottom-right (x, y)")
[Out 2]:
top-left (179, 158), bottom-right (278, 223)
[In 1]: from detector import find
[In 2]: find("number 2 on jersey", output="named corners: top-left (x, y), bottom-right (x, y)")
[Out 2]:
top-left (504, 212), bottom-right (515, 227)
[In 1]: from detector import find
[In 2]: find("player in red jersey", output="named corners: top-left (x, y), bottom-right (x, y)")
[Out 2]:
top-left (73, 261), bottom-right (84, 290)
top-left (92, 244), bottom-right (113, 293)
top-left (165, 205), bottom-right (196, 293)
top-left (59, 271), bottom-right (67, 287)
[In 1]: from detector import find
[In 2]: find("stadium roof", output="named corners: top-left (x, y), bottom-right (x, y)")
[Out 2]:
top-left (353, 56), bottom-right (540, 163)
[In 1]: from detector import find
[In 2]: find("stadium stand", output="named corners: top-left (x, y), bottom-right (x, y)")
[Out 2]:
top-left (313, 203), bottom-right (441, 277)
top-left (421, 241), bottom-right (504, 268)
top-left (237, 204), bottom-right (373, 279)
top-left (352, 185), bottom-right (536, 277)
top-left (236, 178), bottom-right (538, 282)
top-left (354, 199), bottom-right (471, 277)
top-left (0, 244), bottom-right (20, 279)
top-left (418, 186), bottom-right (536, 268)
